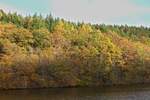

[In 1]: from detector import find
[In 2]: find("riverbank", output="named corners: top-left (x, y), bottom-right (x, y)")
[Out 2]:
top-left (1, 81), bottom-right (150, 90)
top-left (1, 84), bottom-right (150, 100)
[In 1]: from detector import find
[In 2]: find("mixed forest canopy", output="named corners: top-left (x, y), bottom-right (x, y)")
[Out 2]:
top-left (0, 10), bottom-right (150, 89)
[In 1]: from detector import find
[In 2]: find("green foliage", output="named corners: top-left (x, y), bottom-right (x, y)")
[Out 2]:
top-left (45, 14), bottom-right (55, 32)
top-left (32, 29), bottom-right (51, 48)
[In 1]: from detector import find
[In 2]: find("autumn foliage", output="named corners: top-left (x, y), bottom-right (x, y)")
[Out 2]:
top-left (0, 10), bottom-right (150, 89)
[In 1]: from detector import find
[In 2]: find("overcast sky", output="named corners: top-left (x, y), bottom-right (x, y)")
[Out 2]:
top-left (0, 0), bottom-right (150, 26)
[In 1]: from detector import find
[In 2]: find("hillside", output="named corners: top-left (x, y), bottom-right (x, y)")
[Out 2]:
top-left (0, 10), bottom-right (150, 89)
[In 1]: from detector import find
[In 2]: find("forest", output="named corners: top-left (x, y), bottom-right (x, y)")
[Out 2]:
top-left (0, 10), bottom-right (150, 89)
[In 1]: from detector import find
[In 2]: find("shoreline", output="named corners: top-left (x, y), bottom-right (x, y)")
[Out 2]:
top-left (1, 83), bottom-right (150, 90)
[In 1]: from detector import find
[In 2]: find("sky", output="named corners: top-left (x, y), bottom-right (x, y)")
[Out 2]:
top-left (0, 0), bottom-right (150, 26)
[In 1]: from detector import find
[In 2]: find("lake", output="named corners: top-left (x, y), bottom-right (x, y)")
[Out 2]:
top-left (0, 84), bottom-right (150, 100)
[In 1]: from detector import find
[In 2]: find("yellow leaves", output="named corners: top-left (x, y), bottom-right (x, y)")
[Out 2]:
top-left (0, 24), bottom-right (33, 49)
top-left (16, 28), bottom-right (33, 38)
top-left (0, 39), bottom-right (15, 55)
top-left (54, 20), bottom-right (65, 33)
top-left (0, 23), bottom-right (16, 35)
top-left (0, 55), bottom-right (13, 67)
top-left (0, 38), bottom-right (26, 67)
top-left (88, 46), bottom-right (99, 56)
top-left (78, 24), bottom-right (93, 34)
top-left (33, 28), bottom-right (49, 35)
top-left (4, 24), bottom-right (16, 30)
top-left (38, 47), bottom-right (54, 61)
top-left (53, 20), bottom-right (77, 35)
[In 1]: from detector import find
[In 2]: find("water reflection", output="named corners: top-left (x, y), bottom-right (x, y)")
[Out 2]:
top-left (0, 85), bottom-right (150, 100)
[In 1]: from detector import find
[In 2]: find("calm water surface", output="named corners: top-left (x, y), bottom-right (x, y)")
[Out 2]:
top-left (1, 85), bottom-right (150, 100)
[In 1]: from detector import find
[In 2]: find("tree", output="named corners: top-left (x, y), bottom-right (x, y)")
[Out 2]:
top-left (31, 14), bottom-right (46, 29)
top-left (45, 14), bottom-right (55, 32)
top-left (32, 29), bottom-right (51, 48)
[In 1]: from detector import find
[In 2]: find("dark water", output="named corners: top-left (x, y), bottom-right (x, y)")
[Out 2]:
top-left (1, 85), bottom-right (150, 100)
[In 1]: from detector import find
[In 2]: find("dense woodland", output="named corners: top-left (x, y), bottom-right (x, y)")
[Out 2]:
top-left (0, 10), bottom-right (150, 89)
